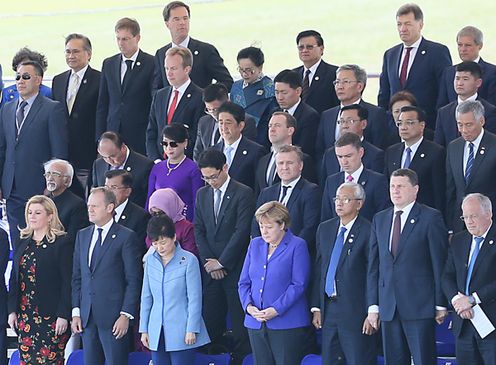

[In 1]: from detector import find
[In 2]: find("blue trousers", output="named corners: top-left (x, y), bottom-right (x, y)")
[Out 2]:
top-left (151, 330), bottom-right (196, 365)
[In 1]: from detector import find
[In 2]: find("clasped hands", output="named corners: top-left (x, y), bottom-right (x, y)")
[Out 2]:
top-left (453, 292), bottom-right (475, 319)
top-left (204, 258), bottom-right (226, 280)
top-left (247, 304), bottom-right (278, 322)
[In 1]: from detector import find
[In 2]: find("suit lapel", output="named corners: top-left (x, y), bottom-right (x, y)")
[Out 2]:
top-left (122, 50), bottom-right (144, 95)
top-left (392, 45), bottom-right (404, 89)
top-left (471, 226), bottom-right (496, 280)
top-left (215, 181), bottom-right (234, 230)
top-left (92, 223), bottom-right (118, 271)
top-left (337, 218), bottom-right (359, 272)
top-left (230, 137), bottom-right (247, 169)
top-left (406, 39), bottom-right (428, 88)
top-left (112, 55), bottom-right (123, 94)
top-left (60, 70), bottom-right (71, 114)
top-left (172, 83), bottom-right (194, 123)
top-left (71, 67), bottom-right (92, 114)
top-left (466, 134), bottom-right (489, 188)
top-left (390, 143), bottom-right (404, 171)
top-left (357, 169), bottom-right (369, 189)
top-left (286, 178), bottom-right (303, 211)
top-left (268, 232), bottom-right (290, 262)
top-left (409, 140), bottom-right (427, 170)
top-left (17, 94), bottom-right (43, 139)
top-left (395, 203), bottom-right (421, 259)
top-left (323, 220), bottom-right (340, 272)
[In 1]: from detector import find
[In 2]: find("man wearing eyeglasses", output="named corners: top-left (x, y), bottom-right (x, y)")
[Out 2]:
top-left (0, 60), bottom-right (68, 246)
top-left (385, 105), bottom-right (445, 215)
top-left (322, 132), bottom-right (389, 223)
top-left (293, 30), bottom-right (339, 114)
top-left (316, 64), bottom-right (388, 160)
top-left (446, 100), bottom-right (496, 233)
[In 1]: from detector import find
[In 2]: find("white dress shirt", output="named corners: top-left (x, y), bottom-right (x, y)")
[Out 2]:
top-left (398, 37), bottom-right (423, 79)
top-left (401, 136), bottom-right (423, 167)
top-left (120, 50), bottom-right (139, 82)
top-left (463, 129), bottom-right (484, 175)
top-left (279, 176), bottom-right (301, 206)
top-left (168, 79), bottom-right (191, 110)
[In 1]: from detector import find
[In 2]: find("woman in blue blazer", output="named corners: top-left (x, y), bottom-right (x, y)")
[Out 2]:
top-left (238, 201), bottom-right (311, 365)
top-left (140, 214), bottom-right (209, 365)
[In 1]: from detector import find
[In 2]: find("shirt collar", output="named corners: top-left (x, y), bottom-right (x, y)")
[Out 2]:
top-left (20, 92), bottom-right (38, 105)
top-left (347, 164), bottom-right (364, 182)
top-left (72, 64), bottom-right (89, 79)
top-left (172, 36), bottom-right (190, 49)
top-left (281, 175), bottom-right (301, 188)
top-left (305, 59), bottom-right (322, 76)
top-left (394, 200), bottom-right (415, 216)
top-left (286, 98), bottom-right (301, 115)
top-left (405, 136), bottom-right (423, 152)
top-left (403, 36), bottom-right (422, 50)
top-left (340, 98), bottom-right (361, 109)
top-left (473, 225), bottom-right (491, 241)
top-left (458, 92), bottom-right (478, 104)
top-left (466, 129), bottom-right (484, 150)
top-left (173, 78), bottom-right (191, 94)
top-left (95, 217), bottom-right (114, 232)
top-left (341, 215), bottom-right (358, 232)
top-left (122, 49), bottom-right (139, 63)
top-left (225, 135), bottom-right (242, 149)
top-left (217, 175), bottom-right (230, 194)
top-left (114, 199), bottom-right (129, 221)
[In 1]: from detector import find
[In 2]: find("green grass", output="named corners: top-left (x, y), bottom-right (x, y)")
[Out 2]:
top-left (1, 0), bottom-right (496, 101)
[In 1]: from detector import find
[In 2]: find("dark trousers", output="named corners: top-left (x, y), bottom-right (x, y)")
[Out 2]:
top-left (151, 329), bottom-right (196, 365)
top-left (6, 194), bottom-right (26, 248)
top-left (382, 311), bottom-right (436, 365)
top-left (0, 325), bottom-right (6, 365)
top-left (247, 325), bottom-right (306, 365)
top-left (456, 321), bottom-right (496, 364)
top-left (81, 313), bottom-right (129, 365)
top-left (321, 297), bottom-right (377, 365)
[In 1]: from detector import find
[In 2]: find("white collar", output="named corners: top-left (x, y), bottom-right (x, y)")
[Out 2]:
top-left (172, 36), bottom-right (190, 49)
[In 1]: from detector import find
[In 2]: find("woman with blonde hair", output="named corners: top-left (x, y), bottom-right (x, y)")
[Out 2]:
top-left (8, 195), bottom-right (73, 365)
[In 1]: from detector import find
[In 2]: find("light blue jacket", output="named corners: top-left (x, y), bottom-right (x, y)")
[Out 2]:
top-left (139, 245), bottom-right (210, 351)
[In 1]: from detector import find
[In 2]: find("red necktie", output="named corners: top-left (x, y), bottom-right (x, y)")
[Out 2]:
top-left (391, 210), bottom-right (403, 257)
top-left (399, 47), bottom-right (412, 88)
top-left (167, 90), bottom-right (179, 124)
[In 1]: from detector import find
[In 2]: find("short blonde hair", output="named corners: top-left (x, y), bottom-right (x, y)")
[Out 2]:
top-left (255, 201), bottom-right (291, 228)
top-left (20, 195), bottom-right (66, 243)
top-left (166, 46), bottom-right (193, 68)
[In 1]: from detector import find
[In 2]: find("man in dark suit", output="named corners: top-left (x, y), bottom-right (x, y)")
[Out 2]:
top-left (435, 61), bottom-right (496, 147)
top-left (321, 104), bottom-right (384, 183)
top-left (437, 26), bottom-right (496, 108)
top-left (193, 83), bottom-right (257, 161)
top-left (44, 159), bottom-right (89, 241)
top-left (52, 33), bottom-right (100, 190)
top-left (446, 100), bottom-right (496, 233)
top-left (153, 1), bottom-right (233, 91)
top-left (385, 106), bottom-right (446, 214)
top-left (253, 145), bottom-right (320, 256)
top-left (146, 46), bottom-right (204, 160)
top-left (312, 182), bottom-right (378, 365)
top-left (274, 69), bottom-right (319, 158)
top-left (293, 30), bottom-right (339, 114)
top-left (96, 18), bottom-right (154, 155)
top-left (254, 112), bottom-right (316, 195)
top-left (71, 187), bottom-right (142, 365)
top-left (92, 131), bottom-right (153, 208)
top-left (195, 149), bottom-right (252, 365)
top-left (213, 102), bottom-right (265, 190)
top-left (105, 169), bottom-right (149, 254)
top-left (443, 193), bottom-right (496, 364)
top-left (0, 228), bottom-right (9, 365)
top-left (317, 64), bottom-right (388, 159)
top-left (0, 61), bottom-right (68, 245)
top-left (322, 133), bottom-right (389, 222)
top-left (378, 3), bottom-right (452, 129)
top-left (367, 168), bottom-right (448, 365)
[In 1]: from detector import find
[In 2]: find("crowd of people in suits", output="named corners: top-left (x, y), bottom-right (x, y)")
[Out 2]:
top-left (0, 1), bottom-right (496, 364)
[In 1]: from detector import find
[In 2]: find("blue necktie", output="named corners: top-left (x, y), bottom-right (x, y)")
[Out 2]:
top-left (90, 228), bottom-right (103, 271)
top-left (465, 236), bottom-right (484, 295)
top-left (325, 226), bottom-right (347, 297)
top-left (464, 142), bottom-right (475, 183)
top-left (403, 147), bottom-right (412, 169)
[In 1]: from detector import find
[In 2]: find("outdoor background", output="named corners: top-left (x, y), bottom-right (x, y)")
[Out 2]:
top-left (1, 0), bottom-right (496, 101)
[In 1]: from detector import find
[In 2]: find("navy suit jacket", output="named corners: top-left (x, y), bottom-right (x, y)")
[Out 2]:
top-left (117, 201), bottom-right (149, 255)
top-left (378, 38), bottom-right (452, 129)
top-left (0, 229), bottom-right (9, 326)
top-left (293, 60), bottom-right (339, 114)
top-left (434, 97), bottom-right (496, 147)
top-left (320, 140), bottom-right (384, 185)
top-left (51, 189), bottom-right (89, 242)
top-left (446, 131), bottom-right (496, 232)
top-left (322, 168), bottom-right (390, 222)
top-left (0, 94), bottom-right (68, 199)
top-left (316, 100), bottom-right (389, 159)
top-left (252, 177), bottom-right (321, 255)
top-left (312, 216), bottom-right (371, 330)
top-left (214, 137), bottom-right (265, 190)
top-left (442, 225), bottom-right (496, 337)
top-left (52, 66), bottom-right (101, 170)
top-left (437, 58), bottom-right (496, 109)
top-left (71, 222), bottom-right (142, 328)
top-left (153, 38), bottom-right (233, 91)
top-left (384, 139), bottom-right (446, 214)
top-left (96, 50), bottom-right (154, 154)
top-left (368, 203), bottom-right (448, 321)
top-left (146, 82), bottom-right (205, 160)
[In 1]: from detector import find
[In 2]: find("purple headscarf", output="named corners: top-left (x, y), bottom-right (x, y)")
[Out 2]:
top-left (148, 188), bottom-right (186, 223)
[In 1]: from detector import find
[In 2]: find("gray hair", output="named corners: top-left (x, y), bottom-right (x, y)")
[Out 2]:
top-left (456, 100), bottom-right (485, 123)
top-left (90, 187), bottom-right (117, 209)
top-left (396, 3), bottom-right (423, 21)
top-left (462, 193), bottom-right (492, 215)
top-left (337, 182), bottom-right (366, 202)
top-left (337, 64), bottom-right (367, 88)
top-left (43, 158), bottom-right (74, 187)
top-left (457, 26), bottom-right (483, 46)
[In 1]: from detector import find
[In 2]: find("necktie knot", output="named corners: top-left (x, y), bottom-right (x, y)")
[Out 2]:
top-left (279, 185), bottom-right (291, 203)
top-left (338, 226), bottom-right (347, 236)
top-left (405, 46), bottom-right (413, 54)
top-left (395, 210), bottom-right (403, 217)
top-left (125, 59), bottom-right (133, 69)
top-left (19, 100), bottom-right (28, 111)
top-left (475, 236), bottom-right (484, 245)
top-left (346, 175), bottom-right (353, 182)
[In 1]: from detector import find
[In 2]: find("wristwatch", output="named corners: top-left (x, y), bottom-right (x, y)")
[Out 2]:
top-left (468, 295), bottom-right (476, 306)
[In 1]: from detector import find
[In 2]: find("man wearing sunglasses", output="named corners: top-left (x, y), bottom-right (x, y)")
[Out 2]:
top-left (0, 60), bottom-right (68, 246)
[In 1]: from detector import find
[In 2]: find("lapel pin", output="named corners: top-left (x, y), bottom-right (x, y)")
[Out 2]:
top-left (480, 149), bottom-right (485, 155)
top-left (421, 50), bottom-right (426, 55)
top-left (83, 79), bottom-right (87, 84)
top-left (136, 61), bottom-right (141, 66)
top-left (180, 256), bottom-right (186, 263)
top-left (112, 234), bottom-right (116, 239)
top-left (361, 181), bottom-right (365, 185)
top-left (226, 195), bottom-right (230, 200)
top-left (121, 215), bottom-right (126, 220)
top-left (42, 244), bottom-right (47, 249)
top-left (348, 238), bottom-right (353, 243)
top-left (194, 50), bottom-right (199, 55)
top-left (126, 166), bottom-right (131, 171)
top-left (410, 219), bottom-right (415, 224)
top-left (489, 240), bottom-right (494, 245)
top-left (186, 93), bottom-right (191, 98)
top-left (243, 150), bottom-right (247, 155)
top-left (347, 248), bottom-right (351, 255)
top-left (257, 90), bottom-right (263, 96)
top-left (420, 153), bottom-right (425, 158)
top-left (314, 76), bottom-right (320, 81)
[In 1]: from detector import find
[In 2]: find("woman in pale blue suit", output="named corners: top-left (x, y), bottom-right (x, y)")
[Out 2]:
top-left (140, 214), bottom-right (210, 365)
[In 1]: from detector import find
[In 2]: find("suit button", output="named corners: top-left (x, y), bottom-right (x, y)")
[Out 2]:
top-left (259, 289), bottom-right (263, 293)
top-left (263, 265), bottom-right (266, 269)
top-left (261, 277), bottom-right (264, 281)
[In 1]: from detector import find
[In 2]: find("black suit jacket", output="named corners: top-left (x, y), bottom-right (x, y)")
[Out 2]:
top-left (293, 60), bottom-right (339, 114)
top-left (9, 235), bottom-right (73, 319)
top-left (0, 229), bottom-right (9, 326)
top-left (446, 131), bottom-right (496, 232)
top-left (51, 189), bottom-right (89, 241)
top-left (153, 37), bottom-right (233, 91)
top-left (96, 50), bottom-right (154, 154)
top-left (91, 149), bottom-right (153, 208)
top-left (192, 113), bottom-right (257, 162)
top-left (442, 225), bottom-right (496, 337)
top-left (116, 200), bottom-right (149, 255)
top-left (312, 216), bottom-right (371, 329)
top-left (252, 177), bottom-right (321, 255)
top-left (322, 168), bottom-right (390, 222)
top-left (435, 97), bottom-right (496, 147)
top-left (385, 139), bottom-right (446, 214)
top-left (194, 179), bottom-right (254, 284)
top-left (52, 66), bottom-right (101, 169)
top-left (146, 82), bottom-right (204, 160)
top-left (214, 137), bottom-right (265, 190)
top-left (287, 101), bottom-right (319, 159)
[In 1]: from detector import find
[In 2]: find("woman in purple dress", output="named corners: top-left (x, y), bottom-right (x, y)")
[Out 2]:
top-left (146, 124), bottom-right (204, 221)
